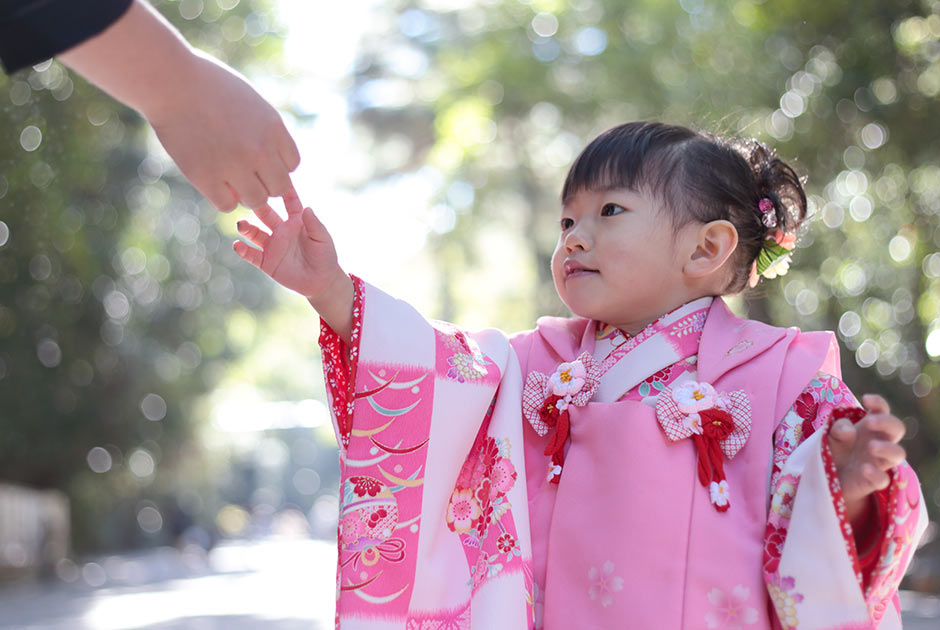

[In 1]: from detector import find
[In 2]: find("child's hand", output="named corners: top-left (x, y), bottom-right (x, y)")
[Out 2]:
top-left (827, 394), bottom-right (906, 522)
top-left (233, 189), bottom-right (354, 339)
top-left (233, 189), bottom-right (339, 298)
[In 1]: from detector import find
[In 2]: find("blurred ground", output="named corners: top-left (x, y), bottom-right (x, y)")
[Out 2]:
top-left (0, 536), bottom-right (937, 629)
top-left (0, 537), bottom-right (335, 630)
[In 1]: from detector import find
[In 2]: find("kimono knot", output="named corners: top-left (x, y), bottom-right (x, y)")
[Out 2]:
top-left (523, 352), bottom-right (600, 436)
top-left (656, 382), bottom-right (752, 459)
top-left (656, 381), bottom-right (752, 512)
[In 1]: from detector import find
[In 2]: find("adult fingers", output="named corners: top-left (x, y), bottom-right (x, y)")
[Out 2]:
top-left (278, 128), bottom-right (301, 172)
top-left (233, 240), bottom-right (263, 268)
top-left (203, 182), bottom-right (239, 213)
top-left (282, 184), bottom-right (303, 216)
top-left (230, 172), bottom-right (271, 211)
top-left (252, 203), bottom-right (284, 231)
top-left (257, 153), bottom-right (294, 200)
top-left (236, 220), bottom-right (270, 249)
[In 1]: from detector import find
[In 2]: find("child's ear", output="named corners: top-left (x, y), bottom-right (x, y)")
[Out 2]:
top-left (683, 220), bottom-right (738, 279)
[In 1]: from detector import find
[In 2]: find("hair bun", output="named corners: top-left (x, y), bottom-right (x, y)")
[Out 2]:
top-left (742, 140), bottom-right (808, 236)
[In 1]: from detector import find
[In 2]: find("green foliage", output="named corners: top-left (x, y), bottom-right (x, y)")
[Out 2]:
top-left (0, 0), bottom-right (283, 552)
top-left (349, 0), bottom-right (940, 528)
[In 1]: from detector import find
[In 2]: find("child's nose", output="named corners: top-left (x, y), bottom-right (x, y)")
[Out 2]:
top-left (564, 226), bottom-right (590, 252)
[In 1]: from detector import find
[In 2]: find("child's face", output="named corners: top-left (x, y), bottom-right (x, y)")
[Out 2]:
top-left (551, 187), bottom-right (697, 335)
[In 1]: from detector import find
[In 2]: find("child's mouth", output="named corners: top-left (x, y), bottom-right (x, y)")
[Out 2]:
top-left (564, 261), bottom-right (598, 278)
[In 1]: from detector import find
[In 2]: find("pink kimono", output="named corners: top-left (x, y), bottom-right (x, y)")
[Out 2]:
top-left (320, 277), bottom-right (927, 629)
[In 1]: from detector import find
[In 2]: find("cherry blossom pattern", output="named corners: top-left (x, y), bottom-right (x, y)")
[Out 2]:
top-left (446, 431), bottom-right (522, 591)
top-left (656, 380), bottom-right (751, 511)
top-left (770, 474), bottom-right (799, 520)
top-left (763, 522), bottom-right (787, 574)
top-left (766, 574), bottom-right (804, 630)
top-left (587, 561), bottom-right (624, 608)
top-left (446, 488), bottom-right (481, 534)
top-left (319, 274), bottom-right (365, 449)
top-left (436, 327), bottom-right (490, 384)
top-left (704, 585), bottom-right (759, 629)
top-left (522, 353), bottom-right (601, 483)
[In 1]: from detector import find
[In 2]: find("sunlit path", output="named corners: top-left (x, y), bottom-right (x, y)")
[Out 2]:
top-left (0, 537), bottom-right (335, 630)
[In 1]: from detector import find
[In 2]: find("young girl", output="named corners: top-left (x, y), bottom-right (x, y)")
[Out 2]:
top-left (234, 121), bottom-right (927, 629)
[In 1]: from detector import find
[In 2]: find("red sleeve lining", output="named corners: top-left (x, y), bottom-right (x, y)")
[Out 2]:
top-left (318, 274), bottom-right (364, 449)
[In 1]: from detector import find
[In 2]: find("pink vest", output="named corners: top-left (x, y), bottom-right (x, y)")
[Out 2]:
top-left (511, 298), bottom-right (839, 629)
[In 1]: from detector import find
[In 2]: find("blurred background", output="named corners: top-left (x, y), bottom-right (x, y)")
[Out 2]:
top-left (1, 0), bottom-right (940, 627)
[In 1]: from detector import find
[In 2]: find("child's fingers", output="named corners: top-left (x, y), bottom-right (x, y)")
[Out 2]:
top-left (861, 413), bottom-right (906, 444)
top-left (233, 240), bottom-right (263, 268)
top-left (252, 203), bottom-right (284, 231)
top-left (867, 440), bottom-right (906, 470)
top-left (829, 417), bottom-right (856, 443)
top-left (859, 462), bottom-right (891, 492)
top-left (827, 418), bottom-right (856, 463)
top-left (861, 393), bottom-right (890, 416)
top-left (236, 220), bottom-right (270, 248)
top-left (302, 206), bottom-right (327, 238)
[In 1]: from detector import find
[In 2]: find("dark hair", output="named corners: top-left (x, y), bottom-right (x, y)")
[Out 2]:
top-left (561, 121), bottom-right (807, 293)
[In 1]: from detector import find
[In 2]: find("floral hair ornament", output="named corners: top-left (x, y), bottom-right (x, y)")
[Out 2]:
top-left (522, 353), bottom-right (601, 484)
top-left (747, 230), bottom-right (797, 288)
top-left (656, 380), bottom-right (752, 512)
top-left (759, 197), bottom-right (777, 228)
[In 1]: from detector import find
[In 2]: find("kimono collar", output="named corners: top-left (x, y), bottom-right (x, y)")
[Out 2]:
top-left (591, 297), bottom-right (713, 403)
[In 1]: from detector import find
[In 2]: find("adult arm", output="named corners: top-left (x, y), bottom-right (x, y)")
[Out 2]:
top-left (5, 0), bottom-right (300, 211)
top-left (0, 0), bottom-right (132, 73)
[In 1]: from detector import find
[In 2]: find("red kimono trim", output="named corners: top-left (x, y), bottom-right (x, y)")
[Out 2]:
top-left (318, 274), bottom-right (365, 449)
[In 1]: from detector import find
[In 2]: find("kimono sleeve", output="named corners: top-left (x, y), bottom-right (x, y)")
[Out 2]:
top-left (318, 276), bottom-right (535, 628)
top-left (764, 373), bottom-right (928, 629)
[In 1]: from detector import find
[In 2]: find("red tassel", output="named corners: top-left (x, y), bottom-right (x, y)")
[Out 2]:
top-left (692, 434), bottom-right (712, 486)
top-left (544, 410), bottom-right (570, 458)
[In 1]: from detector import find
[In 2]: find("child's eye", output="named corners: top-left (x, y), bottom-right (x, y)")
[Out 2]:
top-left (601, 203), bottom-right (626, 216)
top-left (560, 217), bottom-right (574, 230)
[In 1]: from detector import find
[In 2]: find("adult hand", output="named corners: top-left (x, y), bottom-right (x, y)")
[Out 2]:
top-left (59, 0), bottom-right (300, 212)
top-left (146, 51), bottom-right (301, 212)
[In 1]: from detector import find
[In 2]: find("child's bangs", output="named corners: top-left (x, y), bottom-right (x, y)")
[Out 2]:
top-left (560, 123), bottom-right (688, 211)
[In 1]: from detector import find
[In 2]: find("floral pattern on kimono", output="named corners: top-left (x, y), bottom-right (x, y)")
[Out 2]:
top-left (446, 398), bottom-right (525, 591)
top-left (320, 276), bottom-right (531, 629)
top-left (586, 314), bottom-right (924, 629)
top-left (320, 278), bottom-right (926, 629)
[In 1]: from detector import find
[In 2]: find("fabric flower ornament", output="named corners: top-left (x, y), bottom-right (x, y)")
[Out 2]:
top-left (656, 381), bottom-right (752, 512)
top-left (523, 353), bottom-right (601, 484)
top-left (672, 380), bottom-right (718, 414)
top-left (549, 359), bottom-right (587, 397)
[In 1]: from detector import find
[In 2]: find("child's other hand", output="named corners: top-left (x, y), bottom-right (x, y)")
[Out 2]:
top-left (232, 188), bottom-right (343, 301)
top-left (828, 394), bottom-right (906, 512)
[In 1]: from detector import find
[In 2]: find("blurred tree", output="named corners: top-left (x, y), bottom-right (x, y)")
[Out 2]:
top-left (346, 0), bottom-right (940, 581)
top-left (0, 0), bottom-right (287, 552)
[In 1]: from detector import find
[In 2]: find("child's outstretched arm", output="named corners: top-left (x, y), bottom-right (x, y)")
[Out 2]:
top-left (827, 394), bottom-right (907, 528)
top-left (232, 189), bottom-right (354, 340)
